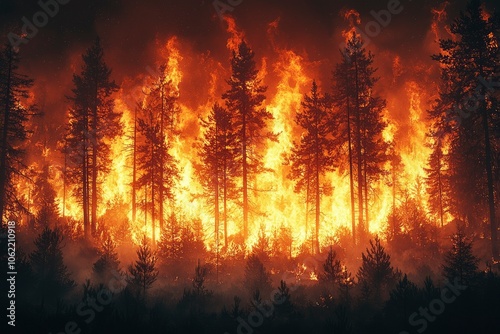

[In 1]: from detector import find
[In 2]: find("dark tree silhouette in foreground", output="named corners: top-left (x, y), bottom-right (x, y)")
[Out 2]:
top-left (357, 236), bottom-right (395, 304)
top-left (92, 237), bottom-right (121, 286)
top-left (29, 227), bottom-right (75, 310)
top-left (319, 246), bottom-right (342, 285)
top-left (128, 236), bottom-right (159, 298)
top-left (0, 45), bottom-right (35, 221)
top-left (442, 229), bottom-right (479, 286)
top-left (244, 254), bottom-right (272, 297)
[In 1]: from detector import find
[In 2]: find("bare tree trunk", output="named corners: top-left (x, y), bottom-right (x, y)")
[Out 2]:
top-left (354, 55), bottom-right (364, 239)
top-left (159, 83), bottom-right (165, 234)
top-left (314, 104), bottom-right (320, 255)
top-left (481, 90), bottom-right (498, 259)
top-left (132, 106), bottom-right (137, 222)
top-left (346, 82), bottom-right (356, 244)
top-left (91, 82), bottom-right (98, 236)
top-left (223, 155), bottom-right (228, 248)
top-left (436, 144), bottom-right (444, 228)
top-left (151, 136), bottom-right (155, 246)
top-left (242, 104), bottom-right (248, 241)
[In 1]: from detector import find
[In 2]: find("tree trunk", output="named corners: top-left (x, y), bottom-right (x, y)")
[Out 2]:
top-left (159, 82), bottom-right (165, 234)
top-left (314, 103), bottom-right (320, 255)
top-left (242, 103), bottom-right (248, 241)
top-left (223, 154), bottom-right (228, 248)
top-left (91, 81), bottom-right (98, 236)
top-left (346, 80), bottom-right (356, 244)
top-left (354, 55), bottom-right (364, 239)
top-left (481, 91), bottom-right (498, 259)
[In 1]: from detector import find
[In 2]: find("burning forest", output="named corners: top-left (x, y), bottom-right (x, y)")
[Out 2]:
top-left (1, 0), bottom-right (500, 333)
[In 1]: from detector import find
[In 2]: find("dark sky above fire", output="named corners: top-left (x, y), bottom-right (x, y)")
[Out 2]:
top-left (0, 0), bottom-right (498, 139)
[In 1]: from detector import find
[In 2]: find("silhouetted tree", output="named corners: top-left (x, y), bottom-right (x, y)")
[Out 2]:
top-left (92, 237), bottom-right (121, 286)
top-left (442, 229), bottom-right (479, 286)
top-left (274, 280), bottom-right (293, 318)
top-left (0, 45), bottom-right (35, 221)
top-left (319, 246), bottom-right (342, 285)
top-left (244, 254), bottom-right (272, 297)
top-left (222, 41), bottom-right (276, 241)
top-left (289, 81), bottom-right (334, 254)
top-left (128, 235), bottom-right (159, 298)
top-left (252, 224), bottom-right (270, 260)
top-left (430, 0), bottom-right (500, 258)
top-left (32, 164), bottom-right (59, 229)
top-left (386, 273), bottom-right (419, 324)
top-left (136, 90), bottom-right (179, 244)
top-left (196, 103), bottom-right (238, 249)
top-left (270, 224), bottom-right (293, 258)
top-left (192, 260), bottom-right (210, 297)
top-left (425, 140), bottom-right (450, 227)
top-left (357, 236), bottom-right (395, 304)
top-left (29, 227), bottom-right (75, 310)
top-left (64, 38), bottom-right (121, 238)
top-left (332, 33), bottom-right (388, 240)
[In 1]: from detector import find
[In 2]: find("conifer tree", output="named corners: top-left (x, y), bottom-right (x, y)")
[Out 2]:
top-left (222, 41), bottom-right (276, 241)
top-left (425, 140), bottom-right (450, 227)
top-left (0, 45), bottom-right (35, 221)
top-left (29, 227), bottom-right (75, 309)
top-left (430, 0), bottom-right (500, 258)
top-left (289, 81), bottom-right (334, 254)
top-left (332, 33), bottom-right (388, 240)
top-left (128, 235), bottom-right (159, 298)
top-left (92, 237), bottom-right (121, 285)
top-left (319, 246), bottom-right (342, 285)
top-left (196, 103), bottom-right (238, 248)
top-left (357, 236), bottom-right (395, 303)
top-left (65, 38), bottom-right (121, 238)
top-left (442, 229), bottom-right (479, 286)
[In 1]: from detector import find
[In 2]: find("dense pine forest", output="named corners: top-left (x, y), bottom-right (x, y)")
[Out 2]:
top-left (1, 0), bottom-right (500, 333)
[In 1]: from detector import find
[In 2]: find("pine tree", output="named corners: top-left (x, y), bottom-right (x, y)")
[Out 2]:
top-left (332, 33), bottom-right (388, 241)
top-left (430, 0), bottom-right (500, 258)
top-left (92, 237), bottom-right (121, 286)
top-left (425, 140), bottom-right (450, 227)
top-left (357, 236), bottom-right (395, 303)
top-left (64, 38), bottom-right (121, 239)
top-left (136, 76), bottom-right (179, 244)
top-left (29, 227), bottom-right (75, 309)
top-left (196, 103), bottom-right (238, 249)
top-left (141, 64), bottom-right (179, 237)
top-left (0, 45), bottom-right (35, 221)
top-left (192, 260), bottom-right (209, 297)
top-left (32, 164), bottom-right (59, 229)
top-left (319, 246), bottom-right (342, 285)
top-left (387, 274), bottom-right (419, 323)
top-left (442, 229), bottom-right (479, 286)
top-left (252, 224), bottom-right (270, 260)
top-left (222, 41), bottom-right (276, 241)
top-left (158, 213), bottom-right (183, 262)
top-left (244, 254), bottom-right (272, 297)
top-left (127, 235), bottom-right (159, 298)
top-left (289, 81), bottom-right (334, 254)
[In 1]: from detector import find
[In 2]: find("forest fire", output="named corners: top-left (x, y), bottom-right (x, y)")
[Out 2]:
top-left (1, 1), bottom-right (500, 333)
